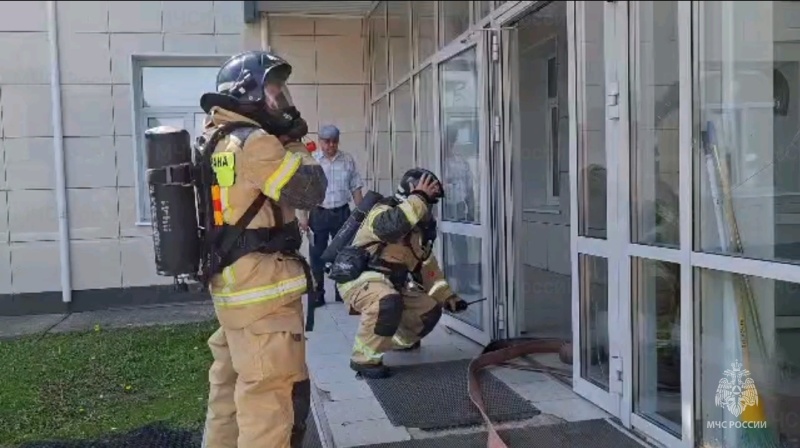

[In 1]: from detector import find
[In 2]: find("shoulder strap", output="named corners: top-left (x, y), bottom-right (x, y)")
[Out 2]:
top-left (200, 121), bottom-right (263, 258)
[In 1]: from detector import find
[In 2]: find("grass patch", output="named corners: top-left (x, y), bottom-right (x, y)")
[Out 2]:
top-left (0, 321), bottom-right (218, 446)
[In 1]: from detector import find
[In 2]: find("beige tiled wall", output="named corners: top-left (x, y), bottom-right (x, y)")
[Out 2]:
top-left (0, 1), bottom-right (250, 295)
top-left (0, 2), bottom-right (370, 297)
top-left (267, 16), bottom-right (370, 178)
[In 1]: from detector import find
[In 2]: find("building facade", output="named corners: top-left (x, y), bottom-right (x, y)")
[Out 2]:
top-left (362, 1), bottom-right (800, 448)
top-left (0, 1), bottom-right (369, 313)
top-left (2, 1), bottom-right (800, 447)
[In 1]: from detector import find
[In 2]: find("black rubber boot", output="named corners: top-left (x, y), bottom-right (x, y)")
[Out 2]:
top-left (350, 360), bottom-right (391, 379)
top-left (395, 341), bottom-right (421, 351)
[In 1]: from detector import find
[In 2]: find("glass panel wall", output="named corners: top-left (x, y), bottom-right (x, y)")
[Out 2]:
top-left (388, 1), bottom-right (411, 86)
top-left (579, 254), bottom-right (610, 390)
top-left (370, 3), bottom-right (388, 97)
top-left (629, 1), bottom-right (683, 439)
top-left (416, 66), bottom-right (435, 171)
top-left (413, 1), bottom-right (436, 66)
top-left (694, 2), bottom-right (800, 446)
top-left (440, 48), bottom-right (481, 224)
top-left (440, 1), bottom-right (470, 47)
top-left (576, 1), bottom-right (608, 239)
top-left (630, 1), bottom-right (680, 248)
top-left (374, 97), bottom-right (392, 195)
top-left (391, 81), bottom-right (414, 186)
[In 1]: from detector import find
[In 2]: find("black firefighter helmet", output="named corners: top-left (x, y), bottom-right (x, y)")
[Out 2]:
top-left (200, 51), bottom-right (303, 136)
top-left (396, 168), bottom-right (445, 204)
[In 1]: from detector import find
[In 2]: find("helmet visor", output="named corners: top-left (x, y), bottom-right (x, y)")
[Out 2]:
top-left (263, 81), bottom-right (294, 114)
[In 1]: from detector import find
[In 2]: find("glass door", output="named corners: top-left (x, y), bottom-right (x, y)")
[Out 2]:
top-left (434, 32), bottom-right (493, 345)
top-left (621, 1), bottom-right (691, 447)
top-left (570, 0), bottom-right (627, 418)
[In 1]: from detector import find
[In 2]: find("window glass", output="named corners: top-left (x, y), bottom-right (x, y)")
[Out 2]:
top-left (391, 81), bottom-right (414, 185)
top-left (440, 1), bottom-right (470, 47)
top-left (631, 1), bottom-right (680, 248)
top-left (697, 268), bottom-right (799, 447)
top-left (415, 66), bottom-right (435, 171)
top-left (694, 1), bottom-right (800, 264)
top-left (388, 1), bottom-right (410, 85)
top-left (577, 2), bottom-right (607, 239)
top-left (374, 97), bottom-right (392, 195)
top-left (413, 2), bottom-right (436, 66)
top-left (440, 48), bottom-right (480, 224)
top-left (370, 2), bottom-right (388, 97)
top-left (141, 67), bottom-right (218, 108)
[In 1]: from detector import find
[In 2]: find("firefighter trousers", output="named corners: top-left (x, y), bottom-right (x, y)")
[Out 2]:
top-left (347, 280), bottom-right (443, 365)
top-left (201, 302), bottom-right (310, 448)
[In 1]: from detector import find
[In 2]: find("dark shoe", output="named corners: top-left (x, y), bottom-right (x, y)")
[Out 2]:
top-left (395, 341), bottom-right (421, 351)
top-left (350, 360), bottom-right (391, 379)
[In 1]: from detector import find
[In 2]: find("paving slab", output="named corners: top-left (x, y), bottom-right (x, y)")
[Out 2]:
top-left (50, 302), bottom-right (214, 333)
top-left (0, 314), bottom-right (67, 339)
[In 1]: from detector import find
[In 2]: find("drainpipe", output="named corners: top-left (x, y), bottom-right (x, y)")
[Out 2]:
top-left (260, 12), bottom-right (271, 51)
top-left (46, 0), bottom-right (72, 305)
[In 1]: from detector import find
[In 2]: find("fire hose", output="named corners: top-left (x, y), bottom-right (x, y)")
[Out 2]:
top-left (460, 299), bottom-right (572, 448)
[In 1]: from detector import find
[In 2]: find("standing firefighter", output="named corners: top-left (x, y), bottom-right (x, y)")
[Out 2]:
top-left (191, 51), bottom-right (323, 448)
top-left (327, 169), bottom-right (469, 379)
top-left (194, 52), bottom-right (326, 448)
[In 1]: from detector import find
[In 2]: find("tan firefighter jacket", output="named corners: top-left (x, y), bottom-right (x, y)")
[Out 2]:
top-left (203, 107), bottom-right (327, 329)
top-left (337, 194), bottom-right (456, 304)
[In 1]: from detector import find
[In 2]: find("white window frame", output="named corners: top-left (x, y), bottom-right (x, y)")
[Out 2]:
top-left (545, 44), bottom-right (561, 206)
top-left (131, 54), bottom-right (229, 225)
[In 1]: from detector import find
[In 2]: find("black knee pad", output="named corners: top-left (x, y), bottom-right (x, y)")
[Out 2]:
top-left (290, 379), bottom-right (311, 448)
top-left (374, 294), bottom-right (404, 337)
top-left (419, 304), bottom-right (443, 338)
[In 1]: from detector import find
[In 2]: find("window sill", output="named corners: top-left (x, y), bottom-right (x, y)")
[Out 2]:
top-left (136, 221), bottom-right (152, 227)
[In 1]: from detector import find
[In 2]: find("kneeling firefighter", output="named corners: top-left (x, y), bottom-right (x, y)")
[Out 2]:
top-left (146, 50), bottom-right (327, 448)
top-left (326, 169), bottom-right (469, 379)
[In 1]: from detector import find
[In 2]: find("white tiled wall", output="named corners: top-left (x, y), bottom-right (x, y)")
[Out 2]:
top-left (0, 2), bottom-right (367, 297)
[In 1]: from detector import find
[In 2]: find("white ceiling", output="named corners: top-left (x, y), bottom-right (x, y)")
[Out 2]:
top-left (257, 1), bottom-right (375, 16)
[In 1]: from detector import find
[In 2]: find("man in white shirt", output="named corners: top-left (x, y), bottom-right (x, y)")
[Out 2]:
top-left (301, 124), bottom-right (364, 305)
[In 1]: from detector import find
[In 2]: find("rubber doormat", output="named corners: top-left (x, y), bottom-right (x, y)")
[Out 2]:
top-left (363, 419), bottom-right (646, 447)
top-left (17, 413), bottom-right (323, 448)
top-left (364, 359), bottom-right (539, 430)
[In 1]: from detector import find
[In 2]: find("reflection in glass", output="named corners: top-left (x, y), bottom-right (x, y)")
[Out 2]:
top-left (440, 48), bottom-right (480, 224)
top-left (474, 2), bottom-right (492, 22)
top-left (695, 2), bottom-right (800, 265)
top-left (440, 1), bottom-right (469, 47)
top-left (631, 1), bottom-right (680, 248)
top-left (579, 254), bottom-right (609, 390)
top-left (697, 268), bottom-right (798, 447)
top-left (413, 2), bottom-right (435, 66)
top-left (391, 82), bottom-right (414, 186)
top-left (374, 98), bottom-right (392, 195)
top-left (388, 1), bottom-right (410, 85)
top-left (416, 66), bottom-right (435, 170)
top-left (141, 67), bottom-right (218, 108)
top-left (633, 258), bottom-right (681, 435)
top-left (577, 2), bottom-right (607, 239)
top-left (510, 1), bottom-right (567, 209)
top-left (509, 1), bottom-right (571, 342)
top-left (443, 233), bottom-right (483, 330)
top-left (370, 2), bottom-right (388, 96)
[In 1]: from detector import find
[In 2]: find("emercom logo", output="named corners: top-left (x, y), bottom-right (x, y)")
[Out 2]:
top-left (706, 360), bottom-right (767, 430)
